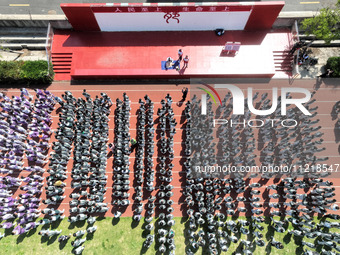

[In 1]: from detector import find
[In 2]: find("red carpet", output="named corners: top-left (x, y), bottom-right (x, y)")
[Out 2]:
top-left (51, 29), bottom-right (293, 81)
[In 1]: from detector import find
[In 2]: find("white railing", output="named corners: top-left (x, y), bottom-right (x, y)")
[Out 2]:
top-left (45, 23), bottom-right (54, 76)
top-left (291, 20), bottom-right (300, 80)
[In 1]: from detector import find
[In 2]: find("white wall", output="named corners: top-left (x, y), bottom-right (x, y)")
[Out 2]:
top-left (94, 11), bottom-right (251, 31)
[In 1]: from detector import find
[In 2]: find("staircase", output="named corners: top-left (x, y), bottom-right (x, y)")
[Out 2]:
top-left (273, 50), bottom-right (294, 75)
top-left (51, 53), bottom-right (73, 80)
top-left (0, 27), bottom-right (47, 50)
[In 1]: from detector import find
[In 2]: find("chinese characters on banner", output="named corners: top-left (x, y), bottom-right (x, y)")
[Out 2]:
top-left (105, 5), bottom-right (247, 24)
top-left (108, 5), bottom-right (243, 14)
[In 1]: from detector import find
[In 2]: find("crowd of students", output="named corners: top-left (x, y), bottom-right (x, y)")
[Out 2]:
top-left (112, 93), bottom-right (131, 217)
top-left (132, 95), bottom-right (155, 221)
top-left (151, 94), bottom-right (176, 253)
top-left (1, 87), bottom-right (339, 255)
top-left (0, 89), bottom-right (111, 253)
top-left (57, 90), bottom-right (109, 253)
top-left (68, 90), bottom-right (110, 217)
top-left (183, 90), bottom-right (339, 255)
top-left (0, 89), bottom-right (54, 235)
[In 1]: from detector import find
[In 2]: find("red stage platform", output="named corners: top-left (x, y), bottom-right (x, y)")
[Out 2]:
top-left (51, 29), bottom-right (294, 81)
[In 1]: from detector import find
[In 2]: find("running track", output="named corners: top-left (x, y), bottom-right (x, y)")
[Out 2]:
top-left (1, 78), bottom-right (340, 217)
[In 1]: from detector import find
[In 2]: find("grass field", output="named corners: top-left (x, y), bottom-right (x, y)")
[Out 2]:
top-left (1, 217), bottom-right (339, 255)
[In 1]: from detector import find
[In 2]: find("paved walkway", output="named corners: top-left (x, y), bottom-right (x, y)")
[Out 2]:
top-left (299, 47), bottom-right (340, 78)
top-left (0, 49), bottom-right (46, 61)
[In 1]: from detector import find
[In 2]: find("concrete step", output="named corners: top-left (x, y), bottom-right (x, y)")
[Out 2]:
top-left (275, 66), bottom-right (293, 70)
top-left (273, 55), bottom-right (292, 58)
top-left (274, 62), bottom-right (293, 66)
top-left (274, 66), bottom-right (293, 69)
top-left (0, 36), bottom-right (46, 43)
top-left (296, 35), bottom-right (340, 47)
top-left (275, 63), bottom-right (293, 66)
top-left (52, 55), bottom-right (72, 59)
top-left (52, 52), bottom-right (73, 73)
top-left (273, 55), bottom-right (293, 58)
top-left (275, 70), bottom-right (292, 72)
top-left (273, 50), bottom-right (290, 53)
top-left (310, 40), bottom-right (340, 47)
top-left (53, 69), bottom-right (71, 73)
top-left (0, 27), bottom-right (47, 36)
top-left (274, 59), bottom-right (293, 64)
top-left (52, 62), bottom-right (71, 66)
top-left (273, 51), bottom-right (291, 54)
top-left (53, 66), bottom-right (71, 70)
top-left (0, 26), bottom-right (48, 50)
top-left (0, 43), bottom-right (46, 50)
top-left (52, 53), bottom-right (72, 57)
top-left (275, 64), bottom-right (293, 67)
top-left (52, 59), bottom-right (72, 63)
top-left (274, 58), bottom-right (294, 61)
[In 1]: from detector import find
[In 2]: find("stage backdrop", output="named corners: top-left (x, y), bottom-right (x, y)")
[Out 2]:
top-left (61, 2), bottom-right (284, 32)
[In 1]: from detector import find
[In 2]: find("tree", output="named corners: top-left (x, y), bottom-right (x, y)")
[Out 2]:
top-left (326, 57), bottom-right (340, 77)
top-left (301, 2), bottom-right (340, 44)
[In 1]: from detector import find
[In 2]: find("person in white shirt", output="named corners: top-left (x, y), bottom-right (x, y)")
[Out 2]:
top-left (183, 55), bottom-right (189, 68)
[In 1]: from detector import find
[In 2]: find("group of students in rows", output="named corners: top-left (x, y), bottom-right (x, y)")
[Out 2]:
top-left (38, 225), bottom-right (97, 254)
top-left (184, 177), bottom-right (339, 253)
top-left (182, 90), bottom-right (339, 254)
top-left (0, 89), bottom-right (113, 253)
top-left (1, 87), bottom-right (340, 255)
top-left (149, 93), bottom-right (177, 253)
top-left (67, 90), bottom-right (111, 218)
top-left (52, 90), bottom-right (111, 253)
top-left (43, 90), bottom-right (77, 212)
top-left (256, 92), bottom-right (326, 170)
top-left (110, 93), bottom-right (178, 254)
top-left (131, 95), bottom-right (155, 221)
top-left (111, 93), bottom-right (132, 217)
top-left (0, 88), bottom-right (55, 236)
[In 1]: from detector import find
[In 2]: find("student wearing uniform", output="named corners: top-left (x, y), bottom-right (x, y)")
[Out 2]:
top-left (182, 87), bottom-right (188, 101)
top-left (178, 49), bottom-right (183, 61)
top-left (183, 55), bottom-right (189, 68)
top-left (165, 57), bottom-right (173, 69)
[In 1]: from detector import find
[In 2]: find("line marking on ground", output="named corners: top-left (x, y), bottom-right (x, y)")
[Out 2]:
top-left (7, 87), bottom-right (340, 93)
top-left (300, 1), bottom-right (320, 4)
top-left (9, 3), bottom-right (30, 6)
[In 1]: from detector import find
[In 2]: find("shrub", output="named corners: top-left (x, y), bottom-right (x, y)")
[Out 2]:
top-left (0, 60), bottom-right (53, 85)
top-left (326, 56), bottom-right (340, 77)
top-left (301, 3), bottom-right (340, 44)
top-left (0, 61), bottom-right (22, 84)
top-left (19, 60), bottom-right (53, 85)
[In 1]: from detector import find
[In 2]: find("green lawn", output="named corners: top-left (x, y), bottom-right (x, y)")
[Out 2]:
top-left (0, 217), bottom-right (339, 255)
